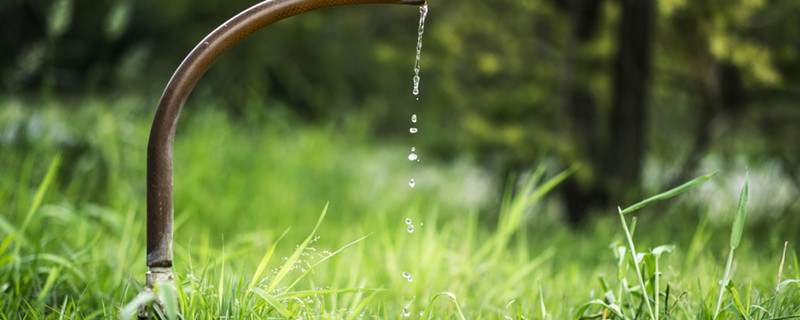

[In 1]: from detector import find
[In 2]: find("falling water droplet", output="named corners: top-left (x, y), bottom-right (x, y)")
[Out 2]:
top-left (409, 179), bottom-right (416, 188)
top-left (407, 225), bottom-right (415, 232)
top-left (408, 153), bottom-right (418, 161)
top-left (409, 127), bottom-right (418, 134)
top-left (402, 307), bottom-right (410, 317)
top-left (405, 218), bottom-right (412, 225)
top-left (411, 114), bottom-right (417, 123)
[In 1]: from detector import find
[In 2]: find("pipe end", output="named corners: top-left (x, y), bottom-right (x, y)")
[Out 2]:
top-left (398, 0), bottom-right (426, 5)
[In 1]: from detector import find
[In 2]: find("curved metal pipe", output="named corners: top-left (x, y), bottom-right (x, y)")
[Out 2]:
top-left (146, 0), bottom-right (425, 269)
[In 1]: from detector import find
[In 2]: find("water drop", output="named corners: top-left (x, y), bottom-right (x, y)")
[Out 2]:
top-left (409, 127), bottom-right (418, 134)
top-left (408, 153), bottom-right (418, 161)
top-left (411, 114), bottom-right (417, 123)
top-left (411, 147), bottom-right (416, 152)
top-left (420, 311), bottom-right (424, 316)
top-left (409, 179), bottom-right (416, 188)
top-left (402, 271), bottom-right (411, 278)
top-left (407, 275), bottom-right (414, 282)
top-left (402, 307), bottom-right (410, 317)
top-left (405, 218), bottom-right (412, 225)
top-left (407, 225), bottom-right (414, 233)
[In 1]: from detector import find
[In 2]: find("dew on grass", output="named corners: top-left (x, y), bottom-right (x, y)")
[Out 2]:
top-left (402, 271), bottom-right (411, 278)
top-left (406, 218), bottom-right (413, 225)
top-left (409, 179), bottom-right (416, 188)
top-left (411, 114), bottom-right (417, 123)
top-left (402, 307), bottom-right (410, 317)
top-left (409, 127), bottom-right (418, 134)
top-left (407, 225), bottom-right (414, 232)
top-left (408, 153), bottom-right (418, 161)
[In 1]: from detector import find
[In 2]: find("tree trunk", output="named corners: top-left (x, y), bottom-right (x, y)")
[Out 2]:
top-left (607, 0), bottom-right (655, 202)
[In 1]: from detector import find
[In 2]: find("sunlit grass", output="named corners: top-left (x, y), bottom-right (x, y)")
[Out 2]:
top-left (0, 97), bottom-right (798, 318)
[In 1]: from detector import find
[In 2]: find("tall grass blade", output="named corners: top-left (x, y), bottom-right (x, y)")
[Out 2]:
top-left (730, 173), bottom-right (749, 249)
top-left (539, 282), bottom-right (548, 319)
top-left (618, 207), bottom-right (656, 320)
top-left (16, 154), bottom-right (62, 249)
top-left (475, 164), bottom-right (576, 262)
top-left (35, 266), bottom-right (61, 303)
top-left (265, 203), bottom-right (328, 293)
top-left (422, 292), bottom-right (466, 320)
top-left (620, 171), bottom-right (717, 215)
top-left (345, 291), bottom-right (379, 320)
top-left (248, 228), bottom-right (290, 289)
top-left (251, 287), bottom-right (291, 318)
top-left (724, 280), bottom-right (751, 320)
top-left (285, 233), bottom-right (371, 292)
top-left (714, 176), bottom-right (749, 319)
top-left (218, 236), bottom-right (225, 308)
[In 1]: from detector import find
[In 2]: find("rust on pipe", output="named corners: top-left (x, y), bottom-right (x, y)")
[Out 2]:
top-left (146, 0), bottom-right (426, 268)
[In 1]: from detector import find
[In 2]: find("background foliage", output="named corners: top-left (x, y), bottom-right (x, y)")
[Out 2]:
top-left (1, 0), bottom-right (799, 317)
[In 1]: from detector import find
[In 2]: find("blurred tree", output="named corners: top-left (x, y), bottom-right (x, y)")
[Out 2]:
top-left (2, 0), bottom-right (798, 224)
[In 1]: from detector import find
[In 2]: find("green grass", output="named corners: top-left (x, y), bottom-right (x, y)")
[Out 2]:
top-left (1, 96), bottom-right (799, 319)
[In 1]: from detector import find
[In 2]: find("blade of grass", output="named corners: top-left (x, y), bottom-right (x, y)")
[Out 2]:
top-left (652, 245), bottom-right (674, 319)
top-left (218, 235), bottom-right (225, 308)
top-left (714, 175), bottom-right (749, 319)
top-left (273, 288), bottom-right (384, 300)
top-left (730, 173), bottom-right (749, 249)
top-left (422, 292), bottom-right (466, 320)
top-left (14, 154), bottom-right (61, 251)
top-left (251, 287), bottom-right (292, 318)
top-left (265, 203), bottom-right (328, 293)
top-left (620, 171), bottom-right (718, 215)
top-left (345, 291), bottom-right (379, 320)
top-left (248, 228), bottom-right (290, 289)
top-left (284, 233), bottom-right (371, 292)
top-left (618, 207), bottom-right (656, 320)
top-left (539, 282), bottom-right (548, 319)
top-left (771, 241), bottom-right (789, 316)
top-left (724, 280), bottom-right (751, 320)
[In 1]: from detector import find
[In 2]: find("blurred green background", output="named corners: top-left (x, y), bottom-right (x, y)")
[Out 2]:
top-left (3, 0), bottom-right (800, 317)
top-left (2, 0), bottom-right (799, 225)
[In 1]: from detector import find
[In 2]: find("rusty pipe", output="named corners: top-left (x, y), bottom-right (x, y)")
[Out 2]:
top-left (146, 0), bottom-right (425, 269)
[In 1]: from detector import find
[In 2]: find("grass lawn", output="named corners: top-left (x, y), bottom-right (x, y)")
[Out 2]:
top-left (1, 97), bottom-right (798, 319)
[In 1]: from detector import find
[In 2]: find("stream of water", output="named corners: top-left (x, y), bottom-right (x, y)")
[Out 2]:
top-left (412, 4), bottom-right (428, 97)
top-left (401, 4), bottom-right (428, 317)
